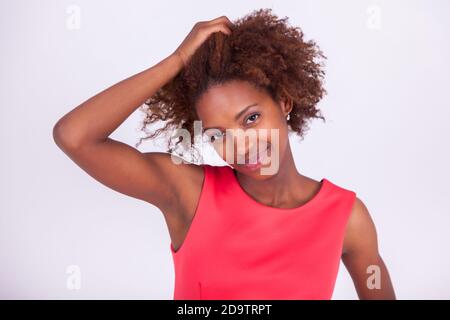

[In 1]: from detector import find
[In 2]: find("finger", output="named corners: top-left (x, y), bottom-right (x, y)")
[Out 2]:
top-left (223, 16), bottom-right (234, 27)
top-left (210, 20), bottom-right (233, 31)
top-left (208, 15), bottom-right (227, 23)
top-left (208, 23), bottom-right (232, 35)
top-left (199, 21), bottom-right (232, 35)
top-left (208, 16), bottom-right (233, 27)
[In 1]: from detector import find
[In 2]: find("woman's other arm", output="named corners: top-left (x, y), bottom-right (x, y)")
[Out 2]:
top-left (342, 197), bottom-right (397, 299)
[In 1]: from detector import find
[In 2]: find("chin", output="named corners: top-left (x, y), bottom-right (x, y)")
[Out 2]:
top-left (235, 163), bottom-right (278, 179)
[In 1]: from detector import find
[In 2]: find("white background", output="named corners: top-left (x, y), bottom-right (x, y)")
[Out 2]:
top-left (1, 0), bottom-right (449, 299)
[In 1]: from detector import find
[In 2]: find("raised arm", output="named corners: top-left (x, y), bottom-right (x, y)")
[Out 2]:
top-left (52, 54), bottom-right (188, 211)
top-left (52, 16), bottom-right (233, 214)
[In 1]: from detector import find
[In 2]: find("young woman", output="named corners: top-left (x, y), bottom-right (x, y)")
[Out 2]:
top-left (53, 9), bottom-right (396, 300)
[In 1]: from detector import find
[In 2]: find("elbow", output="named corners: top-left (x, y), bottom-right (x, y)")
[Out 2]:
top-left (52, 119), bottom-right (82, 151)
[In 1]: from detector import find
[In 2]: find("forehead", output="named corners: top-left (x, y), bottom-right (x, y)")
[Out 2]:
top-left (195, 80), bottom-right (270, 120)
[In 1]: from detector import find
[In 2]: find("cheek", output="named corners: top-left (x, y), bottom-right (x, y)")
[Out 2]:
top-left (263, 119), bottom-right (289, 161)
top-left (214, 143), bottom-right (226, 159)
top-left (211, 139), bottom-right (232, 161)
top-left (209, 115), bottom-right (289, 163)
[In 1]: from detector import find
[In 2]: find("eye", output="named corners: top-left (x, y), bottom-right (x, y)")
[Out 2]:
top-left (245, 113), bottom-right (260, 125)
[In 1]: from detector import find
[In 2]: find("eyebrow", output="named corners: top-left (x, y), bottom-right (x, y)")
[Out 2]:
top-left (202, 102), bottom-right (259, 132)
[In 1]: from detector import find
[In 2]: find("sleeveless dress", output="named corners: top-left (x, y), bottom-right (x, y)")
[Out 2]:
top-left (169, 164), bottom-right (357, 300)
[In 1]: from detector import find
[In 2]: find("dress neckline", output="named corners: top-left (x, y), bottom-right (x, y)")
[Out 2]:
top-left (230, 167), bottom-right (327, 213)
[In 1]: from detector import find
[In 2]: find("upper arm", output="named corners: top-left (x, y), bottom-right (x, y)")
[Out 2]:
top-left (341, 196), bottom-right (396, 299)
top-left (54, 134), bottom-right (202, 212)
top-left (342, 197), bottom-right (378, 257)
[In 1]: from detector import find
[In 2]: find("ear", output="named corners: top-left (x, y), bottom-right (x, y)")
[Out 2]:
top-left (279, 96), bottom-right (293, 117)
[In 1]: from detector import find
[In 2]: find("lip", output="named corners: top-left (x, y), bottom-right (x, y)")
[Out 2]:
top-left (244, 162), bottom-right (264, 171)
top-left (242, 146), bottom-right (270, 170)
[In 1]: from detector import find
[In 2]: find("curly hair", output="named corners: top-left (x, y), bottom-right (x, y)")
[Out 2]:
top-left (136, 8), bottom-right (327, 162)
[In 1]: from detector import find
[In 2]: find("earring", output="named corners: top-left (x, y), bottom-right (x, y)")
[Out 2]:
top-left (286, 112), bottom-right (290, 121)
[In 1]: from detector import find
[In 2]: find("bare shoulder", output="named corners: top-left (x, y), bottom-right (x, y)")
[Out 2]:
top-left (342, 196), bottom-right (378, 256)
top-left (142, 152), bottom-right (204, 182)
top-left (142, 152), bottom-right (205, 212)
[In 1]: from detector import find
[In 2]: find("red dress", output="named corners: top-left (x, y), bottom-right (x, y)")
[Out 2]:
top-left (170, 164), bottom-right (356, 299)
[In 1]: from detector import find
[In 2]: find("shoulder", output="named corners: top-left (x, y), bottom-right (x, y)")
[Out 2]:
top-left (142, 152), bottom-right (205, 208)
top-left (342, 196), bottom-right (378, 256)
top-left (320, 178), bottom-right (376, 256)
top-left (142, 152), bottom-right (205, 182)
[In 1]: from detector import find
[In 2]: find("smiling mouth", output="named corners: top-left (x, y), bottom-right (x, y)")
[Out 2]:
top-left (243, 145), bottom-right (271, 169)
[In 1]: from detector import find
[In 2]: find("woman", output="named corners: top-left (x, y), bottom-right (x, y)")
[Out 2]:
top-left (53, 8), bottom-right (396, 300)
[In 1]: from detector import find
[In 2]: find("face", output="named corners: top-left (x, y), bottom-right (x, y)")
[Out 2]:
top-left (195, 80), bottom-right (292, 179)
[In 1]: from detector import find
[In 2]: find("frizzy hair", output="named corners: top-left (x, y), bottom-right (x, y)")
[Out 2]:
top-left (135, 8), bottom-right (327, 162)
